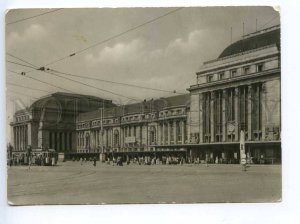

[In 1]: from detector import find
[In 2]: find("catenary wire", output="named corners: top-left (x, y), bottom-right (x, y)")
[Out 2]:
top-left (6, 55), bottom-right (141, 101)
top-left (6, 9), bottom-right (63, 25)
top-left (260, 15), bottom-right (279, 29)
top-left (49, 68), bottom-right (185, 94)
top-left (7, 53), bottom-right (183, 98)
top-left (6, 82), bottom-right (54, 93)
top-left (6, 8), bottom-right (184, 94)
top-left (7, 69), bottom-right (75, 93)
top-left (43, 7), bottom-right (184, 66)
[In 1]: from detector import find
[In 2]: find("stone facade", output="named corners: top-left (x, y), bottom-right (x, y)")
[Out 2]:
top-left (76, 95), bottom-right (190, 156)
top-left (10, 92), bottom-right (115, 152)
top-left (187, 25), bottom-right (281, 163)
top-left (10, 25), bottom-right (281, 164)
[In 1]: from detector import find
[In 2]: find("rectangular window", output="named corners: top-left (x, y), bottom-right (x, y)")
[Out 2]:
top-left (257, 63), bottom-right (264, 72)
top-left (230, 69), bottom-right (237, 78)
top-left (218, 72), bottom-right (225, 80)
top-left (207, 74), bottom-right (213, 82)
top-left (243, 66), bottom-right (250, 75)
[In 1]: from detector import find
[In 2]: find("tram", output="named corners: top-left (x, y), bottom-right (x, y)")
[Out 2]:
top-left (31, 149), bottom-right (58, 166)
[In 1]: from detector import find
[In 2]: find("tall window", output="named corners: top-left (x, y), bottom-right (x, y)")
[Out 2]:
top-left (150, 127), bottom-right (156, 145)
top-left (230, 69), bottom-right (237, 78)
top-left (227, 88), bottom-right (235, 121)
top-left (203, 92), bottom-right (211, 143)
top-left (256, 63), bottom-right (264, 72)
top-left (176, 121), bottom-right (181, 142)
top-left (85, 133), bottom-right (90, 149)
top-left (243, 66), bottom-right (250, 75)
top-left (214, 90), bottom-right (223, 142)
top-left (252, 83), bottom-right (263, 140)
top-left (170, 123), bottom-right (174, 142)
top-left (239, 86), bottom-right (248, 132)
top-left (207, 74), bottom-right (213, 82)
top-left (113, 130), bottom-right (119, 147)
top-left (218, 72), bottom-right (225, 80)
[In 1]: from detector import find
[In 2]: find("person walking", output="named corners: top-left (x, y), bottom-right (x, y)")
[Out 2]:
top-left (80, 157), bottom-right (83, 166)
top-left (93, 157), bottom-right (97, 166)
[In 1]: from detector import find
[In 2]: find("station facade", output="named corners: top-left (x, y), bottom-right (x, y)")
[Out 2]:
top-left (188, 25), bottom-right (281, 164)
top-left (10, 25), bottom-right (281, 164)
top-left (10, 92), bottom-right (115, 152)
top-left (76, 94), bottom-right (190, 160)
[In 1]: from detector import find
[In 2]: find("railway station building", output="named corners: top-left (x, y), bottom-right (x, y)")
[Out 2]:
top-left (10, 25), bottom-right (281, 164)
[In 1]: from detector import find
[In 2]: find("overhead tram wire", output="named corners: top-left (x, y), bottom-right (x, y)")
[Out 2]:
top-left (7, 53), bottom-right (184, 95)
top-left (6, 53), bottom-right (38, 68)
top-left (260, 14), bottom-right (280, 29)
top-left (7, 60), bottom-right (38, 70)
top-left (6, 56), bottom-right (141, 102)
top-left (6, 7), bottom-right (184, 95)
top-left (44, 70), bottom-right (140, 101)
top-left (7, 69), bottom-right (76, 94)
top-left (6, 82), bottom-right (54, 93)
top-left (43, 7), bottom-right (184, 67)
top-left (49, 68), bottom-right (185, 94)
top-left (6, 9), bottom-right (63, 25)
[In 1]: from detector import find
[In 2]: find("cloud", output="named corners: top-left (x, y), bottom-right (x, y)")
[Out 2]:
top-left (85, 38), bottom-right (146, 64)
top-left (82, 29), bottom-right (213, 95)
top-left (165, 30), bottom-right (204, 56)
top-left (7, 24), bottom-right (47, 49)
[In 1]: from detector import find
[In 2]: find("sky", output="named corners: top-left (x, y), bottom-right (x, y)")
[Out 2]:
top-left (5, 7), bottom-right (279, 141)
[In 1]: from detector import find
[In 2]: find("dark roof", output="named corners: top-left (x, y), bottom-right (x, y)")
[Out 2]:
top-left (218, 26), bottom-right (280, 58)
top-left (77, 94), bottom-right (190, 122)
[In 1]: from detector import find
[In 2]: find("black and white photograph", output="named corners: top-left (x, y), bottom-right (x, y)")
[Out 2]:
top-left (5, 6), bottom-right (283, 205)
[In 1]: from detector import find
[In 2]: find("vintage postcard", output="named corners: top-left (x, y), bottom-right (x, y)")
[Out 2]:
top-left (6, 7), bottom-right (281, 205)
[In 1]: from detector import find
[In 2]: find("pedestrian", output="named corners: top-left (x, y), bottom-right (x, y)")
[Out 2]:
top-left (93, 157), bottom-right (97, 166)
top-left (80, 157), bottom-right (83, 165)
top-left (52, 156), bottom-right (55, 166)
top-left (28, 156), bottom-right (31, 171)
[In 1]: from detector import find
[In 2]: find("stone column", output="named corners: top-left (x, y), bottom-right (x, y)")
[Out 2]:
top-left (15, 127), bottom-right (18, 150)
top-left (111, 129), bottom-right (114, 148)
top-left (25, 126), bottom-right (27, 149)
top-left (210, 92), bottom-right (215, 142)
top-left (18, 126), bottom-right (21, 150)
top-left (173, 120), bottom-right (177, 145)
top-left (65, 132), bottom-right (68, 151)
top-left (27, 123), bottom-right (32, 146)
top-left (22, 126), bottom-right (25, 150)
top-left (157, 124), bottom-right (161, 145)
top-left (57, 132), bottom-right (61, 151)
top-left (234, 87), bottom-right (240, 141)
top-left (162, 123), bottom-right (165, 145)
top-left (63, 132), bottom-right (66, 151)
top-left (199, 93), bottom-right (204, 143)
top-left (180, 120), bottom-right (184, 144)
top-left (261, 82), bottom-right (266, 140)
top-left (13, 127), bottom-right (16, 149)
top-left (52, 132), bottom-right (56, 150)
top-left (167, 122), bottom-right (171, 145)
top-left (247, 85), bottom-right (252, 141)
top-left (222, 89), bottom-right (227, 142)
top-left (136, 126), bottom-right (140, 145)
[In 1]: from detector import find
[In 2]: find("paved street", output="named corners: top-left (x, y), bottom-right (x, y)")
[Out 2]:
top-left (7, 162), bottom-right (281, 205)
